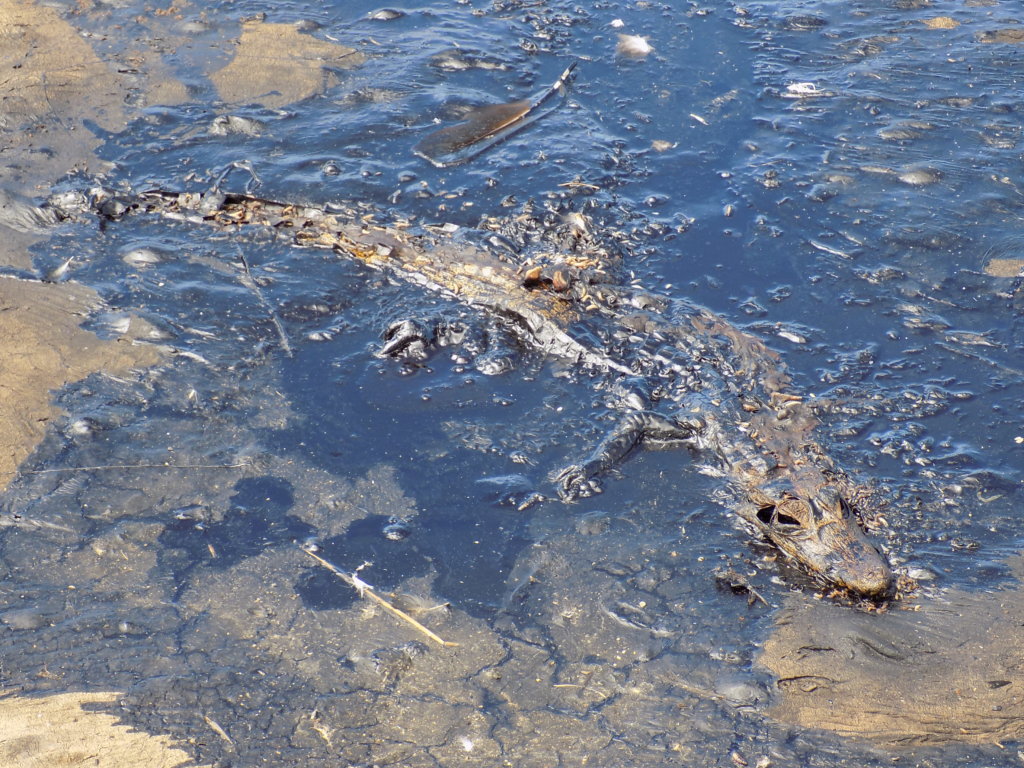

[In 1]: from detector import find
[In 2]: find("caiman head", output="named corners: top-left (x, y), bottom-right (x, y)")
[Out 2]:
top-left (744, 485), bottom-right (893, 598)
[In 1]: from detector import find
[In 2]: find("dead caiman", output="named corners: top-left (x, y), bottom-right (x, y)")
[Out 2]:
top-left (50, 183), bottom-right (894, 598)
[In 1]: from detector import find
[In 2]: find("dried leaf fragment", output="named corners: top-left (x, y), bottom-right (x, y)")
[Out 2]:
top-left (984, 258), bottom-right (1024, 277)
top-left (922, 17), bottom-right (959, 29)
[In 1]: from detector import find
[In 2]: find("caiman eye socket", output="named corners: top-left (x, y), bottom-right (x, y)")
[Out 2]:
top-left (775, 512), bottom-right (802, 527)
top-left (756, 505), bottom-right (802, 528)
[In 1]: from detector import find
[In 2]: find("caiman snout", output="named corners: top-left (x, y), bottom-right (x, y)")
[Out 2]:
top-left (823, 549), bottom-right (893, 599)
top-left (746, 486), bottom-right (893, 599)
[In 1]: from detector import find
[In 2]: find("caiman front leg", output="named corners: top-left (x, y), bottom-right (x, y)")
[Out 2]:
top-left (379, 319), bottom-right (436, 360)
top-left (378, 315), bottom-right (521, 377)
top-left (378, 317), bottom-right (472, 360)
top-left (556, 411), bottom-right (705, 500)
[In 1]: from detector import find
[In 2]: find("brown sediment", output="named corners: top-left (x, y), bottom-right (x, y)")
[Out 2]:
top-left (210, 20), bottom-right (365, 108)
top-left (758, 555), bottom-right (1024, 746)
top-left (978, 28), bottom-right (1024, 44)
top-left (0, 0), bottom-right (129, 189)
top-left (984, 257), bottom-right (1024, 278)
top-left (0, 277), bottom-right (161, 492)
top-left (0, 691), bottom-right (208, 768)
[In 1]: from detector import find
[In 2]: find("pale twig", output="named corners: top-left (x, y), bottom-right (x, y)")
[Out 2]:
top-left (301, 547), bottom-right (459, 648)
top-left (558, 179), bottom-right (601, 191)
top-left (202, 714), bottom-right (234, 746)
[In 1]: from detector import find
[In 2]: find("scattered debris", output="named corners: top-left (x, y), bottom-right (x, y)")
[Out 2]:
top-left (783, 82), bottom-right (831, 98)
top-left (367, 8), bottom-right (405, 21)
top-left (203, 714), bottom-right (235, 746)
top-left (897, 167), bottom-right (942, 186)
top-left (807, 239), bottom-right (853, 259)
top-left (208, 114), bottom-right (265, 136)
top-left (616, 34), bottom-right (653, 58)
top-left (714, 567), bottom-right (770, 607)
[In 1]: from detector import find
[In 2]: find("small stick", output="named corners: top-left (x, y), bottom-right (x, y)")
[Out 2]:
top-left (301, 547), bottom-right (458, 648)
top-left (202, 714), bottom-right (234, 746)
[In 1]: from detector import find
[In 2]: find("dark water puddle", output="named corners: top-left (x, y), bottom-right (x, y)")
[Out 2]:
top-left (0, 0), bottom-right (1022, 766)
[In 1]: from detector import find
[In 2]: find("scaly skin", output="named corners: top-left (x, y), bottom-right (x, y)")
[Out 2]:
top-left (113, 187), bottom-right (893, 598)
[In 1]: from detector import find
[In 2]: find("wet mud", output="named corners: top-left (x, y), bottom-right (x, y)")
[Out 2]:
top-left (760, 556), bottom-right (1024, 747)
top-left (0, 452), bottom-right (779, 767)
top-left (0, 0), bottom-right (1023, 766)
top-left (0, 277), bottom-right (159, 492)
top-left (0, 691), bottom-right (205, 768)
top-left (209, 20), bottom-right (364, 108)
top-left (0, 0), bottom-right (128, 190)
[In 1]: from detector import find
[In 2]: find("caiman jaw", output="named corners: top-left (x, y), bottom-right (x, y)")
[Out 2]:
top-left (818, 537), bottom-right (893, 598)
top-left (749, 488), bottom-right (893, 599)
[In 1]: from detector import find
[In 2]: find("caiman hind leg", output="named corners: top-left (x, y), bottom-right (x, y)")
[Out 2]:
top-left (555, 411), bottom-right (705, 500)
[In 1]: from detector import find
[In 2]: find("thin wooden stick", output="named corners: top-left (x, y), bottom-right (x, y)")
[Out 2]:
top-left (301, 547), bottom-right (459, 648)
top-left (202, 714), bottom-right (234, 746)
